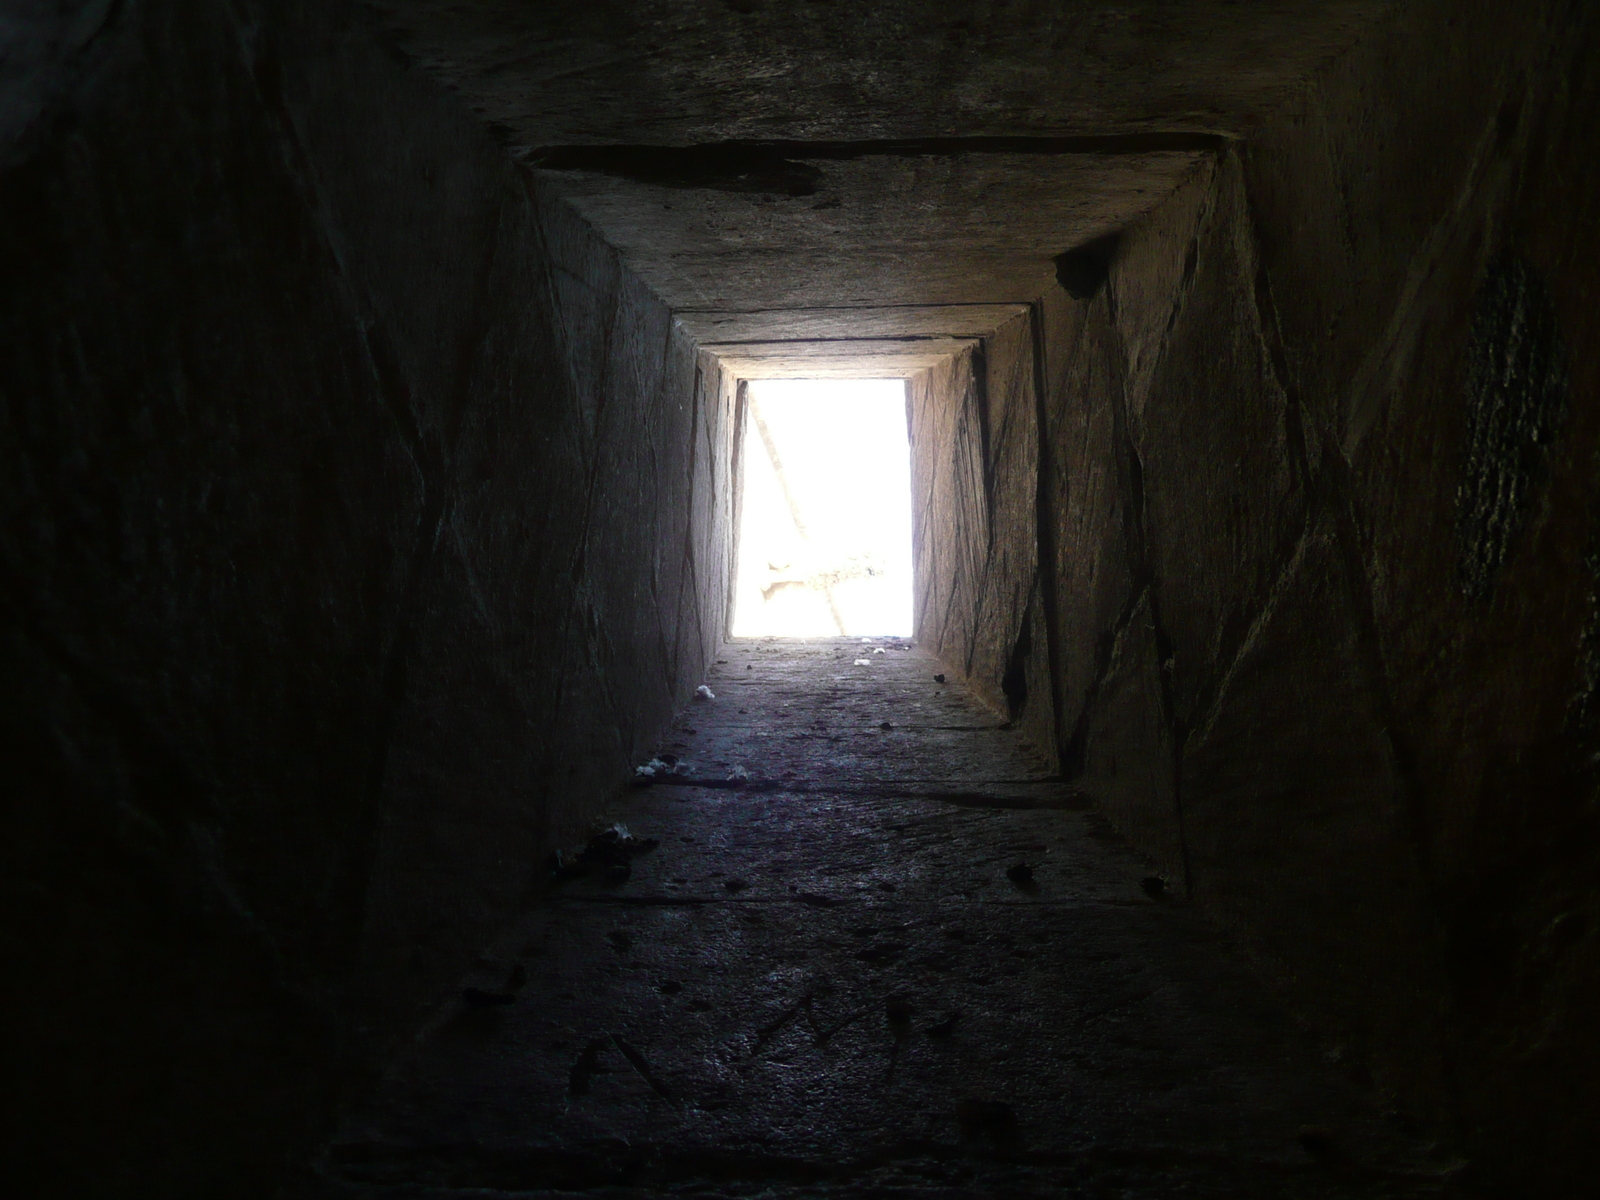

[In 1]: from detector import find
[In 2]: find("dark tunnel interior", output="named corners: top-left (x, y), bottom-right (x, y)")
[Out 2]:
top-left (4, 2), bottom-right (1600, 1196)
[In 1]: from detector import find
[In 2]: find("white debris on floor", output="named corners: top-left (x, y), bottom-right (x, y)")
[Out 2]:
top-left (696, 684), bottom-right (715, 700)
top-left (635, 758), bottom-right (692, 778)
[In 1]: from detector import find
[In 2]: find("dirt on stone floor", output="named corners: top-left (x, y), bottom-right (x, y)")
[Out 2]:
top-left (284, 639), bottom-right (1463, 1199)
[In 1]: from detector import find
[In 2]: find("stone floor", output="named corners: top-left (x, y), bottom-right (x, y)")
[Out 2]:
top-left (286, 639), bottom-right (1460, 1199)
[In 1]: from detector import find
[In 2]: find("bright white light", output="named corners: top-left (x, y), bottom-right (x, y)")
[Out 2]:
top-left (732, 379), bottom-right (913, 637)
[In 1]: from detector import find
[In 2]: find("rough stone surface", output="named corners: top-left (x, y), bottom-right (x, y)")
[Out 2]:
top-left (1079, 593), bottom-right (1182, 889)
top-left (358, 0), bottom-right (1392, 340)
top-left (909, 318), bottom-right (1056, 767)
top-left (536, 147), bottom-right (1208, 314)
top-left (1179, 514), bottom-right (1444, 1101)
top-left (9, 0), bottom-right (1600, 1195)
top-left (1225, 3), bottom-right (1600, 1186)
top-left (675, 304), bottom-right (1029, 345)
top-left (283, 641), bottom-right (1449, 1200)
top-left (910, 349), bottom-right (988, 669)
top-left (1036, 287), bottom-right (1138, 769)
top-left (907, 4), bottom-right (1600, 1187)
top-left (711, 336), bottom-right (978, 380)
top-left (1454, 252), bottom-right (1570, 603)
top-left (1116, 150), bottom-right (1303, 737)
top-left (1, 1), bottom-right (729, 1193)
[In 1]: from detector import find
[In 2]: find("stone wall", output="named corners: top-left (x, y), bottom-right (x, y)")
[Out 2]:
top-left (909, 1), bottom-right (1600, 1184)
top-left (1248, 2), bottom-right (1600, 1182)
top-left (8, 0), bottom-right (1600, 1192)
top-left (1061, 146), bottom-right (1448, 1111)
top-left (909, 314), bottom-right (1057, 766)
top-left (0, 1), bottom-right (728, 1193)
top-left (1056, 0), bottom-right (1600, 1187)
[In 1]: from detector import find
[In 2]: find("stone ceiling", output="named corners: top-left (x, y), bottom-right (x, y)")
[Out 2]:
top-left (361, 1), bottom-right (1393, 374)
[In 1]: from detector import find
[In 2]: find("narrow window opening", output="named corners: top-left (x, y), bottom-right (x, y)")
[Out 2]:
top-left (731, 378), bottom-right (913, 637)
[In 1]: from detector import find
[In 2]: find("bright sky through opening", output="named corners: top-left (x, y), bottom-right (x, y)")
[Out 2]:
top-left (732, 379), bottom-right (913, 637)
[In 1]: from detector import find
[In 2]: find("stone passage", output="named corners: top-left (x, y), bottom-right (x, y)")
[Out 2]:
top-left (289, 640), bottom-right (1454, 1199)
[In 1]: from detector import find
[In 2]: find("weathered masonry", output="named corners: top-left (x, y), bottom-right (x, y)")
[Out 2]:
top-left (4, 1), bottom-right (1599, 1195)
